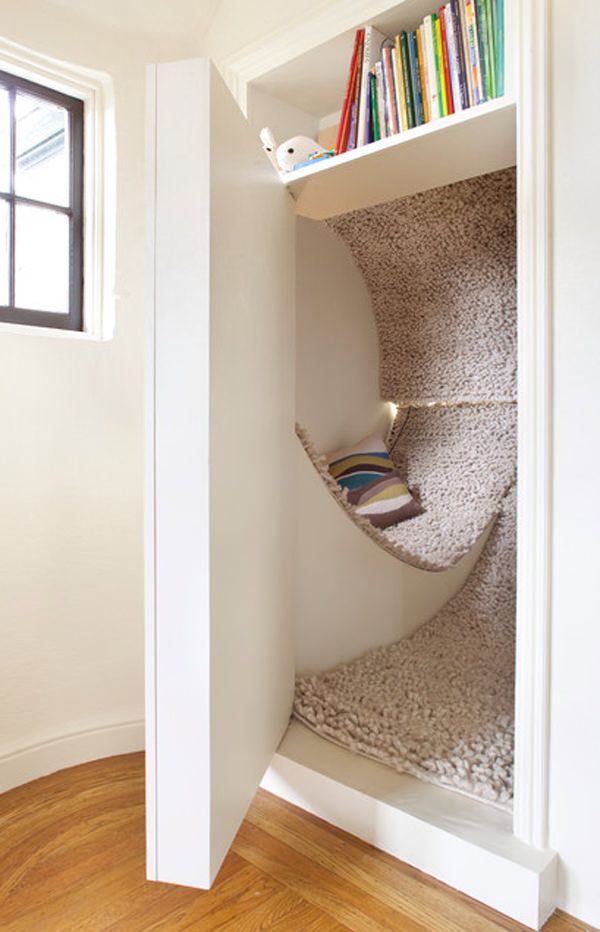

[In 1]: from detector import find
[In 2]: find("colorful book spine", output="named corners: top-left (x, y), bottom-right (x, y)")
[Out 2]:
top-left (394, 37), bottom-right (409, 131)
top-left (450, 0), bottom-right (469, 109)
top-left (439, 5), bottom-right (455, 114)
top-left (423, 15), bottom-right (441, 119)
top-left (458, 0), bottom-right (475, 106)
top-left (369, 69), bottom-right (380, 141)
top-left (444, 3), bottom-right (462, 113)
top-left (383, 46), bottom-right (400, 134)
top-left (335, 29), bottom-right (364, 154)
top-left (419, 21), bottom-right (433, 119)
top-left (407, 31), bottom-right (424, 125)
top-left (474, 0), bottom-right (490, 102)
top-left (399, 32), bottom-right (415, 129)
top-left (483, 0), bottom-right (497, 97)
top-left (465, 0), bottom-right (484, 104)
top-left (375, 61), bottom-right (387, 136)
top-left (433, 15), bottom-right (447, 117)
top-left (445, 4), bottom-right (461, 112)
top-left (364, 77), bottom-right (372, 143)
top-left (493, 0), bottom-right (505, 95)
top-left (347, 102), bottom-right (357, 151)
top-left (357, 27), bottom-right (388, 147)
top-left (348, 30), bottom-right (365, 149)
top-left (380, 51), bottom-right (392, 135)
top-left (416, 26), bottom-right (430, 124)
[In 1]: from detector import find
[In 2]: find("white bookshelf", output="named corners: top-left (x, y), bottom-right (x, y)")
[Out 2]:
top-left (245, 0), bottom-right (516, 220)
top-left (282, 95), bottom-right (516, 219)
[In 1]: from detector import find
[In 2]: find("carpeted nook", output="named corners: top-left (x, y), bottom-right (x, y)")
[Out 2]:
top-left (293, 168), bottom-right (517, 808)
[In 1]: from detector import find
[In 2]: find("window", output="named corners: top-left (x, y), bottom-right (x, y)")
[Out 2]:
top-left (0, 69), bottom-right (83, 331)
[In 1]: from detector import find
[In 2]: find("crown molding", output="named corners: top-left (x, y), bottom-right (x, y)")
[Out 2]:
top-left (215, 0), bottom-right (395, 110)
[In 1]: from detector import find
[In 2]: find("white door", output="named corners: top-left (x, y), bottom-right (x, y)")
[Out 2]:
top-left (145, 59), bottom-right (296, 889)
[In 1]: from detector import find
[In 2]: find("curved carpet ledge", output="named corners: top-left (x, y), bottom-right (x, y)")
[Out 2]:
top-left (294, 485), bottom-right (517, 809)
top-left (297, 403), bottom-right (516, 571)
top-left (296, 423), bottom-right (467, 572)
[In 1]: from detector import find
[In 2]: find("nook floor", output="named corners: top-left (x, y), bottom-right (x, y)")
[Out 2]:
top-left (0, 753), bottom-right (593, 932)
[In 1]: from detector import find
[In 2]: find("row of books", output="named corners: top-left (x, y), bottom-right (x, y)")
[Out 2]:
top-left (334, 0), bottom-right (505, 154)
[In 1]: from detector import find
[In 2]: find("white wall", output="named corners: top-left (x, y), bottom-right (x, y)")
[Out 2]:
top-left (548, 1), bottom-right (600, 926)
top-left (296, 218), bottom-right (385, 452)
top-left (0, 0), bottom-right (198, 789)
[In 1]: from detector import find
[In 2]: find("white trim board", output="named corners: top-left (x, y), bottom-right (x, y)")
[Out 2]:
top-left (144, 61), bottom-right (159, 883)
top-left (512, 0), bottom-right (553, 851)
top-left (0, 720), bottom-right (144, 795)
top-left (262, 723), bottom-right (557, 931)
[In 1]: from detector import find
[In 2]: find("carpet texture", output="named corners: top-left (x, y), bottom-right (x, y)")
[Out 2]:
top-left (294, 486), bottom-right (516, 809)
top-left (327, 168), bottom-right (517, 404)
top-left (384, 404), bottom-right (517, 566)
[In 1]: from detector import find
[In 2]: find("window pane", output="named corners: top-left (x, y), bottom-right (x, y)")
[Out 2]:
top-left (15, 204), bottom-right (69, 312)
top-left (0, 89), bottom-right (9, 194)
top-left (15, 92), bottom-right (69, 206)
top-left (0, 199), bottom-right (9, 305)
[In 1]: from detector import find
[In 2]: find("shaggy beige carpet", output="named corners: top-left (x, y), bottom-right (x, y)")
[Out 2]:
top-left (384, 404), bottom-right (516, 567)
top-left (294, 486), bottom-right (516, 809)
top-left (327, 168), bottom-right (517, 404)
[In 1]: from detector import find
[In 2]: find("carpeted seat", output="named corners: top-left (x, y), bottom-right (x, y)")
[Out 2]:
top-left (298, 403), bottom-right (516, 571)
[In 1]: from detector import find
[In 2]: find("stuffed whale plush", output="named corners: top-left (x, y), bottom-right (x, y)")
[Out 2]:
top-left (260, 127), bottom-right (326, 172)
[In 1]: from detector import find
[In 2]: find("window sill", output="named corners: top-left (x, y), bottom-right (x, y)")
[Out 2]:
top-left (0, 320), bottom-right (112, 341)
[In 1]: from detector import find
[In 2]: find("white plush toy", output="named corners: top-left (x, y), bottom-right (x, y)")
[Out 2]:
top-left (260, 127), bottom-right (326, 172)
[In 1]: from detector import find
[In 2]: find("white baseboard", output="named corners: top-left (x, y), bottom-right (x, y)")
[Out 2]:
top-left (262, 722), bottom-right (557, 931)
top-left (0, 720), bottom-right (145, 794)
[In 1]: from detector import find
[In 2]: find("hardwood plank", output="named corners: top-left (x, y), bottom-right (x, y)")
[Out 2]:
top-left (102, 861), bottom-right (279, 932)
top-left (0, 753), bottom-right (595, 932)
top-left (547, 913), bottom-right (598, 932)
top-left (215, 888), bottom-right (350, 931)
top-left (234, 818), bottom-right (431, 932)
top-left (0, 815), bottom-right (144, 925)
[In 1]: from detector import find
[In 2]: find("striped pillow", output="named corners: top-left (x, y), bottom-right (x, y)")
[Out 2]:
top-left (327, 432), bottom-right (423, 529)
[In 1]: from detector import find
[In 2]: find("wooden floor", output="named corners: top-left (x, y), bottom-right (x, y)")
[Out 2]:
top-left (0, 753), bottom-right (593, 932)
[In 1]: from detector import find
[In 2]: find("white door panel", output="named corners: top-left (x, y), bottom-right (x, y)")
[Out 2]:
top-left (145, 58), bottom-right (295, 888)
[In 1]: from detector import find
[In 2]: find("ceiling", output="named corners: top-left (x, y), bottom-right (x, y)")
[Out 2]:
top-left (43, 0), bottom-right (222, 46)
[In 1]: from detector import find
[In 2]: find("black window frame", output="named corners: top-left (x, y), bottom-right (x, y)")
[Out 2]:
top-left (0, 69), bottom-right (84, 331)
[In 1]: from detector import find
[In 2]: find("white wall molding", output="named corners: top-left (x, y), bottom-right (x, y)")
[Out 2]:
top-left (215, 0), bottom-right (400, 112)
top-left (513, 0), bottom-right (553, 849)
top-left (144, 61), bottom-right (159, 883)
top-left (0, 720), bottom-right (144, 795)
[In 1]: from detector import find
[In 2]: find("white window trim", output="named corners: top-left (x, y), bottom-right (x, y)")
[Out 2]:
top-left (0, 36), bottom-right (115, 340)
